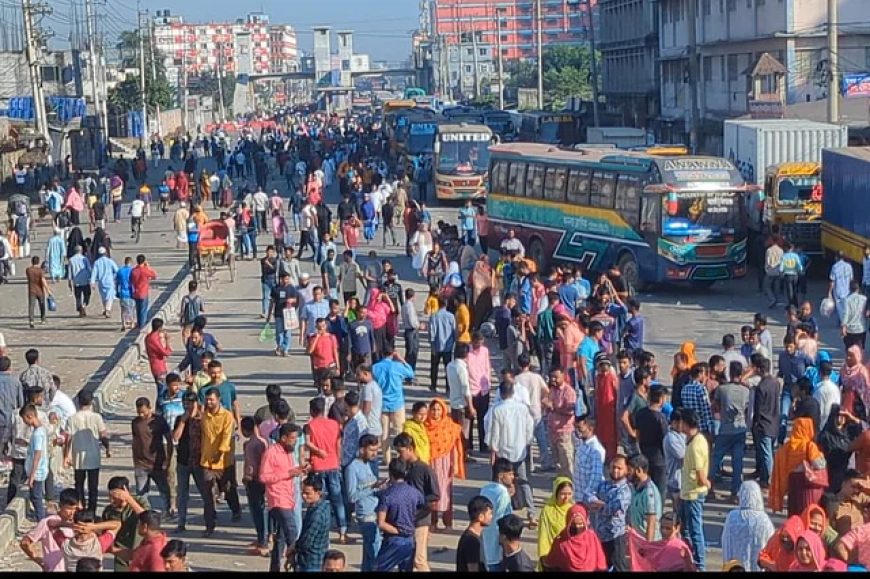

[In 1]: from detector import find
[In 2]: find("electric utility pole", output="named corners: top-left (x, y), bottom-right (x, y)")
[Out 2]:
top-left (84, 0), bottom-right (103, 159)
top-left (827, 0), bottom-right (839, 124)
top-left (138, 4), bottom-right (148, 148)
top-left (496, 7), bottom-right (505, 110)
top-left (22, 0), bottom-right (52, 148)
top-left (148, 17), bottom-right (162, 137)
top-left (536, 0), bottom-right (543, 108)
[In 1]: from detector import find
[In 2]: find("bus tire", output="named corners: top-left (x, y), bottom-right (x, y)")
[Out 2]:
top-left (617, 252), bottom-right (645, 293)
top-left (528, 237), bottom-right (547, 272)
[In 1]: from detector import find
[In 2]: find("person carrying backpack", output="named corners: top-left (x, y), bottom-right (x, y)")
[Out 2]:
top-left (179, 280), bottom-right (205, 342)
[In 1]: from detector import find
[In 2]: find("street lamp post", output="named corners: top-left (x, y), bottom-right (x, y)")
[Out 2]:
top-left (496, 7), bottom-right (505, 110)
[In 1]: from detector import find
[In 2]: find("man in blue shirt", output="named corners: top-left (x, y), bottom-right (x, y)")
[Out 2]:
top-left (578, 321), bottom-right (604, 387)
top-left (299, 286), bottom-right (330, 345)
top-left (622, 298), bottom-right (645, 355)
top-left (459, 200), bottom-right (477, 247)
top-left (557, 272), bottom-right (580, 318)
top-left (68, 245), bottom-right (92, 316)
top-left (345, 434), bottom-right (385, 571)
top-left (428, 298), bottom-right (456, 393)
top-left (779, 243), bottom-right (803, 308)
top-left (374, 458), bottom-right (424, 572)
top-left (373, 347), bottom-right (415, 457)
top-left (777, 337), bottom-right (814, 443)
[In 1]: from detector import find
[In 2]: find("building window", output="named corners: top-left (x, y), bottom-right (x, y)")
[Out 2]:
top-left (451, 71), bottom-right (458, 80)
top-left (466, 48), bottom-right (473, 56)
top-left (465, 65), bottom-right (472, 73)
top-left (865, 47), bottom-right (870, 68)
top-left (761, 74), bottom-right (777, 94)
top-left (727, 0), bottom-right (736, 10)
top-left (703, 0), bottom-right (711, 15)
top-left (479, 48), bottom-right (487, 56)
top-left (727, 54), bottom-right (738, 81)
top-left (719, 0), bottom-right (724, 12)
top-left (746, 0), bottom-right (752, 7)
top-left (703, 56), bottom-right (713, 81)
top-left (662, 0), bottom-right (670, 23)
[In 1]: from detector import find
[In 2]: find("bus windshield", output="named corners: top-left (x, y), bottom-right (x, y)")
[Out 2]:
top-left (777, 175), bottom-right (821, 207)
top-left (438, 139), bottom-right (491, 175)
top-left (662, 190), bottom-right (745, 242)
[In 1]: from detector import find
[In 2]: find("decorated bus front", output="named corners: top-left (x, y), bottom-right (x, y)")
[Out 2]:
top-left (434, 128), bottom-right (493, 200)
top-left (648, 157), bottom-right (749, 284)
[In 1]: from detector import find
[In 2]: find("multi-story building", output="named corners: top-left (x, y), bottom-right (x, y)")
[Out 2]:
top-left (658, 0), bottom-right (870, 150)
top-left (599, 0), bottom-right (659, 128)
top-left (440, 36), bottom-right (495, 99)
top-left (432, 0), bottom-right (596, 62)
top-left (152, 10), bottom-right (298, 86)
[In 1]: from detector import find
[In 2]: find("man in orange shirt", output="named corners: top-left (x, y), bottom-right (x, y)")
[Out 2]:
top-left (130, 254), bottom-right (157, 329)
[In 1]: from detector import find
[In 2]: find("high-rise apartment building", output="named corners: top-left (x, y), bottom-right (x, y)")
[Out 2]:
top-left (432, 0), bottom-right (596, 61)
top-left (152, 11), bottom-right (298, 86)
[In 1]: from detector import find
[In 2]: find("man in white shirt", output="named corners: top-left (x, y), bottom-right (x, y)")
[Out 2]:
top-left (300, 201), bottom-right (319, 261)
top-left (499, 229), bottom-right (525, 257)
top-left (63, 389), bottom-right (108, 513)
top-left (447, 343), bottom-right (474, 451)
top-left (813, 359), bottom-right (841, 428)
top-left (484, 380), bottom-right (536, 526)
top-left (252, 188), bottom-right (270, 234)
top-left (513, 353), bottom-right (553, 473)
top-left (129, 197), bottom-right (146, 237)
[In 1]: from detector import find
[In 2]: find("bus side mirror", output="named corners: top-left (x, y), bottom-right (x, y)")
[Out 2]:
top-left (434, 141), bottom-right (441, 154)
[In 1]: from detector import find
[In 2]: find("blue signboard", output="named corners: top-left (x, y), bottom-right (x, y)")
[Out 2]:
top-left (410, 123), bottom-right (437, 135)
top-left (842, 74), bottom-right (870, 98)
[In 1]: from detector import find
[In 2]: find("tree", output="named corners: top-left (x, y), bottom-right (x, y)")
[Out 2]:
top-left (107, 29), bottom-right (174, 114)
top-left (504, 45), bottom-right (601, 110)
top-left (188, 71), bottom-right (237, 116)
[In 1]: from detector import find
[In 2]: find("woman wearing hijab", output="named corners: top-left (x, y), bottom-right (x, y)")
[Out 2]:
top-left (594, 353), bottom-right (619, 460)
top-left (537, 477), bottom-right (574, 569)
top-left (90, 227), bottom-right (111, 262)
top-left (840, 345), bottom-right (870, 418)
top-left (789, 530), bottom-right (827, 571)
top-left (66, 226), bottom-right (85, 260)
top-left (410, 223), bottom-right (433, 278)
top-left (818, 405), bottom-right (862, 493)
top-left (220, 172), bottom-right (234, 208)
top-left (758, 515), bottom-right (805, 571)
top-left (770, 417), bottom-right (827, 515)
top-left (542, 504), bottom-right (607, 572)
top-left (671, 341), bottom-right (698, 379)
top-left (805, 350), bottom-right (838, 387)
top-left (424, 398), bottom-right (464, 532)
top-left (470, 254), bottom-right (495, 330)
top-left (441, 261), bottom-right (464, 303)
top-left (721, 481), bottom-right (776, 571)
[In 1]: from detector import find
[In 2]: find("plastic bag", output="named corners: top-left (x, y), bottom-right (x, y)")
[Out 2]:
top-left (258, 323), bottom-right (275, 342)
top-left (820, 297), bottom-right (835, 318)
top-left (283, 306), bottom-right (299, 331)
top-left (47, 295), bottom-right (56, 312)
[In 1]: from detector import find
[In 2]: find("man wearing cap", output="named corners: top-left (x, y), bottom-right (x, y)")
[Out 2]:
top-left (90, 247), bottom-right (119, 318)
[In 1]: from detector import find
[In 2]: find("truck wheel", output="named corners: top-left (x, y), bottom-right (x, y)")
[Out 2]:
top-left (528, 238), bottom-right (547, 272)
top-left (617, 252), bottom-right (644, 293)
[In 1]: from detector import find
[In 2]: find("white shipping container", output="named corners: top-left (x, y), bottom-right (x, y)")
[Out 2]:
top-left (723, 119), bottom-right (848, 185)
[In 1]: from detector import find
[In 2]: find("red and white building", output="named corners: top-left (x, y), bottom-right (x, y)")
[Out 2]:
top-left (152, 10), bottom-right (298, 85)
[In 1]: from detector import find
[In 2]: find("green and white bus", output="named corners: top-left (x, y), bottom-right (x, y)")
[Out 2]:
top-left (486, 143), bottom-right (756, 289)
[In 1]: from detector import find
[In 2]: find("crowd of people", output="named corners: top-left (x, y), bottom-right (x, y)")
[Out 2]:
top-left (5, 111), bottom-right (870, 574)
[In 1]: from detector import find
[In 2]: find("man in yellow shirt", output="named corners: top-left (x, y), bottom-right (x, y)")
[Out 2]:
top-left (455, 289), bottom-right (472, 344)
top-left (679, 409), bottom-right (709, 571)
top-left (200, 388), bottom-right (241, 536)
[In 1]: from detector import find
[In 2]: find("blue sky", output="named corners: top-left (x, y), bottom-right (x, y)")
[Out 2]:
top-left (92, 0), bottom-right (419, 61)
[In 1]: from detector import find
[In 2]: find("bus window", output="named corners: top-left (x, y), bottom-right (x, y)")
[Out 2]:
top-left (640, 193), bottom-right (661, 235)
top-left (509, 162), bottom-right (527, 197)
top-left (567, 168), bottom-right (591, 204)
top-left (526, 164), bottom-right (545, 199)
top-left (493, 161), bottom-right (509, 192)
top-left (544, 166), bottom-right (568, 202)
top-left (591, 171), bottom-right (616, 208)
top-left (615, 173), bottom-right (642, 227)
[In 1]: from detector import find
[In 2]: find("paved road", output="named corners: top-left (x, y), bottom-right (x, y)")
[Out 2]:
top-left (0, 159), bottom-right (220, 397)
top-left (1, 176), bottom-right (846, 571)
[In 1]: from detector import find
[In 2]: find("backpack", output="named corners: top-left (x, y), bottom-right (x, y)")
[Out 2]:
top-left (181, 295), bottom-right (202, 325)
top-left (0, 241), bottom-right (6, 259)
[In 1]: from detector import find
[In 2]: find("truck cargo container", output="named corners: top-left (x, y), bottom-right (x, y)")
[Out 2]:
top-left (724, 119), bottom-right (848, 261)
top-left (821, 147), bottom-right (870, 266)
top-left (586, 127), bottom-right (648, 148)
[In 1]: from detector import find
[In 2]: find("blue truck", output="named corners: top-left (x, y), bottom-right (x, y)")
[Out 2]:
top-left (821, 147), bottom-right (870, 265)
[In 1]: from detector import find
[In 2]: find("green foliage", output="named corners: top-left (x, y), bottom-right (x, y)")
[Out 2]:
top-left (188, 72), bottom-right (237, 116)
top-left (107, 29), bottom-right (174, 114)
top-left (504, 45), bottom-right (601, 110)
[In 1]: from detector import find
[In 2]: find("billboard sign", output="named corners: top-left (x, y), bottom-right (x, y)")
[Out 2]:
top-left (842, 74), bottom-right (870, 98)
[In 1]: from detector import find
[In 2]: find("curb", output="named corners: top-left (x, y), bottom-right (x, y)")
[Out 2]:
top-left (90, 266), bottom-right (191, 415)
top-left (0, 496), bottom-right (28, 556)
top-left (0, 266), bottom-right (192, 561)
